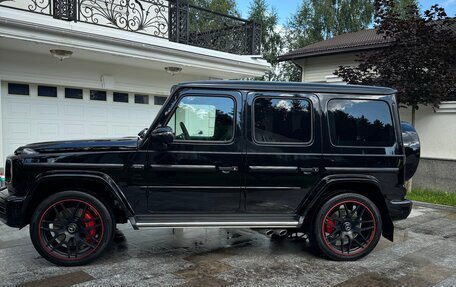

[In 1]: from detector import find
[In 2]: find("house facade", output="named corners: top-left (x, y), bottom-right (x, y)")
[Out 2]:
top-left (0, 0), bottom-right (269, 166)
top-left (279, 29), bottom-right (456, 193)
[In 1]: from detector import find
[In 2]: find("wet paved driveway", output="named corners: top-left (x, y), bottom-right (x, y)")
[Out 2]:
top-left (1, 205), bottom-right (455, 287)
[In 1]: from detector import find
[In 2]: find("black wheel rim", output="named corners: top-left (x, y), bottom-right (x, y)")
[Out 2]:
top-left (38, 199), bottom-right (104, 261)
top-left (321, 200), bottom-right (376, 256)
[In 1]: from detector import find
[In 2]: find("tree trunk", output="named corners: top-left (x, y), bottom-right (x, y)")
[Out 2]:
top-left (406, 107), bottom-right (416, 193)
top-left (411, 107), bottom-right (416, 127)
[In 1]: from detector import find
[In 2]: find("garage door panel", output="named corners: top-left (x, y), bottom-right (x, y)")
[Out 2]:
top-left (3, 142), bottom-right (22, 157)
top-left (85, 106), bottom-right (108, 120)
top-left (4, 121), bottom-right (31, 138)
top-left (132, 110), bottom-right (153, 122)
top-left (87, 124), bottom-right (109, 135)
top-left (63, 124), bottom-right (85, 137)
top-left (110, 125), bottom-right (131, 137)
top-left (64, 104), bottom-right (84, 118)
top-left (7, 100), bottom-right (31, 116)
top-left (2, 84), bottom-right (161, 159)
top-left (34, 103), bottom-right (59, 118)
top-left (37, 122), bottom-right (60, 136)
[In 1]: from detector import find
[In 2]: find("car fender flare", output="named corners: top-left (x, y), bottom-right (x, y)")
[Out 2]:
top-left (25, 171), bottom-right (135, 218)
top-left (299, 174), bottom-right (394, 241)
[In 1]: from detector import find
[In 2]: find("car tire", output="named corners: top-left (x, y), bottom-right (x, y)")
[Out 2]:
top-left (313, 193), bottom-right (382, 261)
top-left (30, 190), bottom-right (115, 266)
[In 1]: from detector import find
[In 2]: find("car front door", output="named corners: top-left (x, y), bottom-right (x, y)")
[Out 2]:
top-left (139, 90), bottom-right (243, 214)
top-left (244, 92), bottom-right (322, 213)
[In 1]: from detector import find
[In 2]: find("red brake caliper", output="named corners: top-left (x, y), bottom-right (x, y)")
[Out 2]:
top-left (83, 211), bottom-right (97, 241)
top-left (325, 218), bottom-right (336, 234)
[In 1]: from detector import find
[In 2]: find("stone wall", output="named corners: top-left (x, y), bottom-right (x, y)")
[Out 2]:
top-left (413, 158), bottom-right (456, 193)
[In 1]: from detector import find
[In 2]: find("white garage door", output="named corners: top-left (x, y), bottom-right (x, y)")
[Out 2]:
top-left (2, 82), bottom-right (164, 159)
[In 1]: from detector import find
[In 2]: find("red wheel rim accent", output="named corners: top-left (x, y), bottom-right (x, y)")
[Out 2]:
top-left (321, 200), bottom-right (377, 256)
top-left (37, 199), bottom-right (105, 261)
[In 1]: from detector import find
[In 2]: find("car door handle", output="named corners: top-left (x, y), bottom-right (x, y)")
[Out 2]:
top-left (218, 166), bottom-right (238, 174)
top-left (299, 167), bottom-right (320, 175)
top-left (248, 166), bottom-right (298, 173)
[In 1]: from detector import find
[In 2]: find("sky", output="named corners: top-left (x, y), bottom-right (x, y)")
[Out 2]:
top-left (236, 0), bottom-right (456, 25)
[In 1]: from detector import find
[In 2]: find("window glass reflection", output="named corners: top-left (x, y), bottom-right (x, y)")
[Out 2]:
top-left (167, 96), bottom-right (235, 142)
top-left (328, 100), bottom-right (395, 147)
top-left (254, 98), bottom-right (312, 143)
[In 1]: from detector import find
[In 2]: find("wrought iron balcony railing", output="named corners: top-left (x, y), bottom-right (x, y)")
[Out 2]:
top-left (0, 0), bottom-right (262, 55)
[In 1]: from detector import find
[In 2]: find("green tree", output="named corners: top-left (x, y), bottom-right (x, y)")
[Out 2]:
top-left (376, 0), bottom-right (418, 20)
top-left (247, 0), bottom-right (283, 81)
top-left (186, 0), bottom-right (240, 54)
top-left (282, 0), bottom-right (375, 81)
top-left (335, 2), bottom-right (456, 125)
top-left (287, 0), bottom-right (375, 48)
top-left (189, 0), bottom-right (239, 16)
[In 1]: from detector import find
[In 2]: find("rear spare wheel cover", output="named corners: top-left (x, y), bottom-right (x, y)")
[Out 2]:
top-left (401, 121), bottom-right (420, 181)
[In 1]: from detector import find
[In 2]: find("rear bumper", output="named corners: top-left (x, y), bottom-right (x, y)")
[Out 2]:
top-left (0, 187), bottom-right (26, 228)
top-left (387, 199), bottom-right (413, 221)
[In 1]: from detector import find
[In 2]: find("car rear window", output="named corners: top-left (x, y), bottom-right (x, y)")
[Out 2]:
top-left (327, 99), bottom-right (395, 147)
top-left (253, 97), bottom-right (312, 144)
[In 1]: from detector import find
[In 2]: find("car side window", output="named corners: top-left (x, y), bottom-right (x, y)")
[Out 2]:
top-left (167, 95), bottom-right (235, 142)
top-left (253, 97), bottom-right (312, 144)
top-left (327, 99), bottom-right (395, 147)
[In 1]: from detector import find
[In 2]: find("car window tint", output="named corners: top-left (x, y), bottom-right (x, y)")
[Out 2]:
top-left (167, 96), bottom-right (235, 142)
top-left (327, 99), bottom-right (395, 147)
top-left (253, 98), bottom-right (312, 143)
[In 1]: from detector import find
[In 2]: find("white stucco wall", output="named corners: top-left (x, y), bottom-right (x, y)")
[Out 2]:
top-left (400, 105), bottom-right (456, 160)
top-left (0, 49), bottom-right (207, 96)
top-left (295, 53), bottom-right (358, 83)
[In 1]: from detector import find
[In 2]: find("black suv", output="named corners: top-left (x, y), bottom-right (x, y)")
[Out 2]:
top-left (0, 81), bottom-right (419, 265)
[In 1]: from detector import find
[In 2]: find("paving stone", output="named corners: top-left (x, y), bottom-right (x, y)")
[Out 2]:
top-left (0, 205), bottom-right (454, 287)
top-left (20, 271), bottom-right (94, 287)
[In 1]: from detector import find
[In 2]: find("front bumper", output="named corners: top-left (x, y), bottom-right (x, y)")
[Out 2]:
top-left (387, 199), bottom-right (413, 221)
top-left (0, 187), bottom-right (26, 228)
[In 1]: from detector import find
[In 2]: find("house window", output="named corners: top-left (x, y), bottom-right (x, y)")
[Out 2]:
top-left (154, 96), bottom-right (167, 106)
top-left (166, 96), bottom-right (235, 142)
top-left (327, 99), bottom-right (395, 147)
top-left (134, 94), bottom-right (149, 104)
top-left (8, 83), bottom-right (29, 95)
top-left (90, 90), bottom-right (107, 101)
top-left (446, 92), bottom-right (456, 101)
top-left (65, 88), bottom-right (83, 99)
top-left (253, 98), bottom-right (312, 144)
top-left (38, 85), bottom-right (58, 97)
top-left (113, 92), bottom-right (129, 103)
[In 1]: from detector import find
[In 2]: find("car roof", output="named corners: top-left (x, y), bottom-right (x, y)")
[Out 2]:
top-left (173, 80), bottom-right (397, 95)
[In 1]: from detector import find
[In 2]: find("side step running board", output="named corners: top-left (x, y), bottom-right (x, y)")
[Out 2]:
top-left (131, 214), bottom-right (301, 229)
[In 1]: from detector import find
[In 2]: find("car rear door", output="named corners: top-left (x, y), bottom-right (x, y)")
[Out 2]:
top-left (244, 92), bottom-right (323, 213)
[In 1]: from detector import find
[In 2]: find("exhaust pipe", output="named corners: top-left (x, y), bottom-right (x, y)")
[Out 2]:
top-left (255, 229), bottom-right (288, 237)
top-left (255, 229), bottom-right (275, 237)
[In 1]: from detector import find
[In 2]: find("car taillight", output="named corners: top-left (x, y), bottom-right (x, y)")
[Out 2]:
top-left (0, 172), bottom-right (4, 188)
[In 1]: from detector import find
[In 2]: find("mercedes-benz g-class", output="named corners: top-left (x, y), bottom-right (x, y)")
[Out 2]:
top-left (0, 81), bottom-right (419, 265)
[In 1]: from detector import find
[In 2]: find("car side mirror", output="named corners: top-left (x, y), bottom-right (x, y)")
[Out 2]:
top-left (138, 128), bottom-right (148, 139)
top-left (151, 126), bottom-right (174, 145)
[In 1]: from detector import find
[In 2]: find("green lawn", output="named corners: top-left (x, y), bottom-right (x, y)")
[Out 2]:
top-left (407, 188), bottom-right (456, 207)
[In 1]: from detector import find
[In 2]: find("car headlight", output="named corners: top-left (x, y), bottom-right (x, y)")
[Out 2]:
top-left (14, 147), bottom-right (38, 155)
top-left (20, 148), bottom-right (38, 155)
